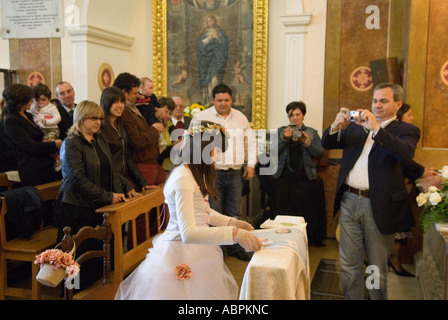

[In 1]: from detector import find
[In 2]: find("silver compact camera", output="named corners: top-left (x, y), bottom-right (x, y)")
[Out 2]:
top-left (290, 125), bottom-right (303, 139)
top-left (346, 110), bottom-right (363, 122)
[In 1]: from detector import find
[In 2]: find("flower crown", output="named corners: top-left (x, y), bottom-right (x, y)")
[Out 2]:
top-left (183, 123), bottom-right (229, 140)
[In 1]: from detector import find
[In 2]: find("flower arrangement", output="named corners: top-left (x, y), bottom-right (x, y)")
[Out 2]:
top-left (34, 248), bottom-right (80, 285)
top-left (184, 103), bottom-right (209, 118)
top-left (175, 263), bottom-right (193, 281)
top-left (183, 123), bottom-right (229, 140)
top-left (416, 166), bottom-right (448, 233)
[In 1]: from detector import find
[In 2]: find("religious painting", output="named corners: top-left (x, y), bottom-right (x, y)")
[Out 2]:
top-left (97, 63), bottom-right (114, 91)
top-left (153, 0), bottom-right (268, 129)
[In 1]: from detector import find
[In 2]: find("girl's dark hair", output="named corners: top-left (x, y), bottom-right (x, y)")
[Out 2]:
top-left (182, 121), bottom-right (228, 199)
top-left (2, 83), bottom-right (34, 113)
top-left (100, 86), bottom-right (126, 142)
top-left (396, 103), bottom-right (411, 121)
top-left (286, 101), bottom-right (306, 117)
top-left (33, 83), bottom-right (52, 99)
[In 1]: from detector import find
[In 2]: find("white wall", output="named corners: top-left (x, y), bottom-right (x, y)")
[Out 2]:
top-left (0, 12), bottom-right (10, 70)
top-left (303, 0), bottom-right (327, 134)
top-left (267, 0), bottom-right (327, 133)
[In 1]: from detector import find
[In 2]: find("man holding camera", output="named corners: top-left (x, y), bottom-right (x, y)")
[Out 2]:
top-left (321, 82), bottom-right (420, 300)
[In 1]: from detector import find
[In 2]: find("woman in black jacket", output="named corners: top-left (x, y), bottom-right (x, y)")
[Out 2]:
top-left (56, 100), bottom-right (128, 289)
top-left (2, 84), bottom-right (62, 186)
top-left (99, 86), bottom-right (151, 193)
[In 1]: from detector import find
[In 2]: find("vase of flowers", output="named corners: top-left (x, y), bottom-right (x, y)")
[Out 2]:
top-left (183, 103), bottom-right (209, 118)
top-left (416, 166), bottom-right (448, 233)
top-left (34, 245), bottom-right (80, 287)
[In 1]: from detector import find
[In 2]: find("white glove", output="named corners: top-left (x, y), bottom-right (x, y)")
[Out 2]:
top-left (234, 229), bottom-right (262, 252)
top-left (228, 218), bottom-right (254, 231)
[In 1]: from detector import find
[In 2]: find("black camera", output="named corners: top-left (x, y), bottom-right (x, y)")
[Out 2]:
top-left (290, 125), bottom-right (302, 139)
top-left (346, 110), bottom-right (363, 122)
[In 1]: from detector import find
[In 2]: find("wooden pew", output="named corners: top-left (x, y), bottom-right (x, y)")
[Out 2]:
top-left (95, 187), bottom-right (166, 285)
top-left (0, 172), bottom-right (20, 190)
top-left (0, 180), bottom-right (62, 300)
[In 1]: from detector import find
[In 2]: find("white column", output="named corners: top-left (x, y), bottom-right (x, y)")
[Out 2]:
top-left (280, 1), bottom-right (311, 105)
top-left (66, 25), bottom-right (134, 101)
top-left (71, 40), bottom-right (88, 101)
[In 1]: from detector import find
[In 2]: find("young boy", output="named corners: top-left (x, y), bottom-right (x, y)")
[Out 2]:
top-left (135, 77), bottom-right (161, 126)
top-left (30, 83), bottom-right (62, 171)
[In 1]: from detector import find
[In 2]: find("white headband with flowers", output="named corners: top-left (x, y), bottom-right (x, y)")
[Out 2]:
top-left (183, 123), bottom-right (229, 140)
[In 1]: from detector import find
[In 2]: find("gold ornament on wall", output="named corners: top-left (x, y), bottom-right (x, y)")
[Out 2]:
top-left (350, 66), bottom-right (373, 92)
top-left (27, 71), bottom-right (45, 87)
top-left (98, 63), bottom-right (114, 91)
top-left (441, 60), bottom-right (448, 87)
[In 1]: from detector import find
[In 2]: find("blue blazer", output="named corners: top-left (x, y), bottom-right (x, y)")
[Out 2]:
top-left (322, 120), bottom-right (420, 234)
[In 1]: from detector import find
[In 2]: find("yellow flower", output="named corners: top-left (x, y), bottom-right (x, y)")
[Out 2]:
top-left (416, 192), bottom-right (428, 207)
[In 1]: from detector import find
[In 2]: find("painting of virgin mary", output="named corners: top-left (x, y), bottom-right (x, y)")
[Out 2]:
top-left (197, 14), bottom-right (228, 104)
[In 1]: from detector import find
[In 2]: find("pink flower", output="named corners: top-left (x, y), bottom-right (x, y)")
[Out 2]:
top-left (34, 249), bottom-right (79, 270)
top-left (175, 264), bottom-right (193, 281)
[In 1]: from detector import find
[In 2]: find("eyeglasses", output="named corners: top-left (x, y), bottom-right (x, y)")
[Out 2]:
top-left (86, 117), bottom-right (104, 121)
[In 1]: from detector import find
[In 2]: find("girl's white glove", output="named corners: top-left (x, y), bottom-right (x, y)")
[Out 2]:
top-left (234, 229), bottom-right (262, 252)
top-left (228, 218), bottom-right (254, 231)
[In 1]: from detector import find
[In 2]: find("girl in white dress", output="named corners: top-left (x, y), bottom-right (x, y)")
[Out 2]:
top-left (115, 121), bottom-right (262, 300)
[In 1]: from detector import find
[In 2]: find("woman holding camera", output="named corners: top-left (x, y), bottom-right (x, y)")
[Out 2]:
top-left (272, 101), bottom-right (326, 246)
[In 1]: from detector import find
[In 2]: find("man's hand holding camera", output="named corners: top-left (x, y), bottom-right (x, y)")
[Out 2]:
top-left (283, 126), bottom-right (311, 147)
top-left (331, 107), bottom-right (380, 133)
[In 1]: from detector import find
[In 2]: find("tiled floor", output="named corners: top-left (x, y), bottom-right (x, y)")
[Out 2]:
top-left (225, 238), bottom-right (423, 300)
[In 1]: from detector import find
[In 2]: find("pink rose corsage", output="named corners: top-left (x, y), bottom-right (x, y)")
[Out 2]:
top-left (175, 264), bottom-right (193, 281)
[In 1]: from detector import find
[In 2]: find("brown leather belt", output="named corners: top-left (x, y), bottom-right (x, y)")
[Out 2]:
top-left (345, 185), bottom-right (370, 198)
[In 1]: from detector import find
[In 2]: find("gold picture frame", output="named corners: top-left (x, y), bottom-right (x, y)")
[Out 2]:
top-left (152, 0), bottom-right (268, 129)
top-left (97, 63), bottom-right (114, 91)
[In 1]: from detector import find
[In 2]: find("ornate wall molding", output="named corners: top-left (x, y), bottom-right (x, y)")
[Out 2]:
top-left (67, 25), bottom-right (134, 51)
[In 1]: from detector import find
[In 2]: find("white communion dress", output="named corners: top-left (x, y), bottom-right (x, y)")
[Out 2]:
top-left (115, 164), bottom-right (238, 300)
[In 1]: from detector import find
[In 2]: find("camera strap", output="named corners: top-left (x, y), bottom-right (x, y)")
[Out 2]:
top-left (337, 123), bottom-right (342, 142)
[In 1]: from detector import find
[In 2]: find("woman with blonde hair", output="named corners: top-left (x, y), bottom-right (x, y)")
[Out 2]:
top-left (56, 100), bottom-right (128, 289)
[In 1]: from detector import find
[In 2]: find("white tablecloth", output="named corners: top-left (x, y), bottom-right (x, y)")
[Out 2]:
top-left (239, 216), bottom-right (310, 300)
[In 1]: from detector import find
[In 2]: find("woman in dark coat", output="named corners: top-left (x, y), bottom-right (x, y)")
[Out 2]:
top-left (2, 83), bottom-right (61, 186)
top-left (56, 100), bottom-right (128, 289)
top-left (99, 86), bottom-right (151, 193)
top-left (272, 101), bottom-right (326, 246)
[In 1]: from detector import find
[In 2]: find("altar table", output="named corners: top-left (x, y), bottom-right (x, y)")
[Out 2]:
top-left (239, 216), bottom-right (310, 300)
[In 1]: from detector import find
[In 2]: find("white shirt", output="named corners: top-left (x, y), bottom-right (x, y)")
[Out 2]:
top-left (345, 117), bottom-right (397, 189)
top-left (171, 117), bottom-right (185, 127)
top-left (192, 107), bottom-right (257, 170)
top-left (29, 102), bottom-right (61, 129)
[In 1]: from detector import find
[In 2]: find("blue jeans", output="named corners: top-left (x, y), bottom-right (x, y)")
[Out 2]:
top-left (339, 191), bottom-right (395, 300)
top-left (210, 169), bottom-right (243, 255)
top-left (209, 169), bottom-right (243, 219)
